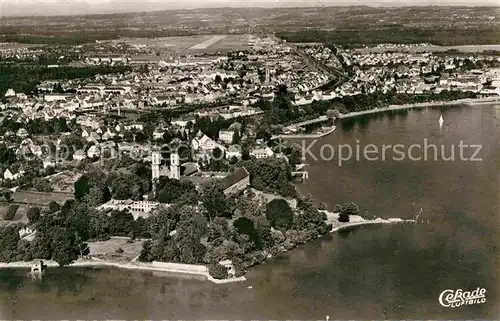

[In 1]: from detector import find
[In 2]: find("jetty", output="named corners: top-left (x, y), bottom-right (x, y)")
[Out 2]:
top-left (272, 125), bottom-right (336, 139)
top-left (291, 171), bottom-right (309, 181)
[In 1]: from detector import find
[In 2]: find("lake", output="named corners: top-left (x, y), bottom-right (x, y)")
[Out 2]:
top-left (1, 104), bottom-right (499, 319)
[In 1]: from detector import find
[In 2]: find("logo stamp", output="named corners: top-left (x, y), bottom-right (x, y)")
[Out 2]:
top-left (439, 288), bottom-right (486, 308)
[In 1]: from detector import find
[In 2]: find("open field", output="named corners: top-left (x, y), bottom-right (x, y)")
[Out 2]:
top-left (88, 237), bottom-right (144, 261)
top-left (1, 7), bottom-right (498, 45)
top-left (11, 190), bottom-right (74, 206)
top-left (116, 34), bottom-right (252, 53)
top-left (189, 35), bottom-right (227, 50)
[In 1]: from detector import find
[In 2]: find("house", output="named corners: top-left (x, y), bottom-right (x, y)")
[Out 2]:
top-left (153, 127), bottom-right (166, 140)
top-left (4, 89), bottom-right (16, 97)
top-left (87, 145), bottom-right (101, 158)
top-left (98, 199), bottom-right (163, 219)
top-left (218, 130), bottom-right (235, 144)
top-left (3, 168), bottom-right (24, 181)
top-left (43, 159), bottom-right (56, 168)
top-left (86, 131), bottom-right (101, 143)
top-left (19, 226), bottom-right (35, 238)
top-left (191, 131), bottom-right (227, 160)
top-left (16, 128), bottom-right (29, 139)
top-left (81, 129), bottom-right (90, 138)
top-left (101, 128), bottom-right (116, 141)
top-left (73, 149), bottom-right (86, 161)
top-left (226, 145), bottom-right (242, 160)
top-left (124, 124), bottom-right (144, 131)
top-left (250, 146), bottom-right (274, 159)
top-left (76, 116), bottom-right (101, 129)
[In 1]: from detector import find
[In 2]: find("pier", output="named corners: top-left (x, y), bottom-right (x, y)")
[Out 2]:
top-left (291, 171), bottom-right (309, 181)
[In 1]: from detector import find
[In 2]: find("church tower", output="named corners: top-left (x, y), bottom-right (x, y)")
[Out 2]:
top-left (152, 150), bottom-right (161, 182)
top-left (169, 152), bottom-right (180, 180)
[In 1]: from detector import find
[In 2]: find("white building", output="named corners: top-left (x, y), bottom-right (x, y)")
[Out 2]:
top-left (73, 150), bottom-right (86, 161)
top-left (4, 89), bottom-right (16, 97)
top-left (250, 146), bottom-right (274, 159)
top-left (226, 145), bottom-right (242, 160)
top-left (218, 130), bottom-right (235, 144)
top-left (98, 199), bottom-right (163, 219)
top-left (87, 145), bottom-right (101, 158)
top-left (3, 168), bottom-right (24, 181)
top-left (191, 131), bottom-right (227, 160)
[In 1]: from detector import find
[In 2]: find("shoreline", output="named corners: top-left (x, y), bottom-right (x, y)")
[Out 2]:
top-left (0, 215), bottom-right (414, 280)
top-left (0, 259), bottom-right (246, 284)
top-left (321, 210), bottom-right (415, 233)
top-left (338, 97), bottom-right (499, 120)
top-left (329, 217), bottom-right (415, 233)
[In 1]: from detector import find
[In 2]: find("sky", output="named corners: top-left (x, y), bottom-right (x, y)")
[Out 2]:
top-left (0, 0), bottom-right (498, 17)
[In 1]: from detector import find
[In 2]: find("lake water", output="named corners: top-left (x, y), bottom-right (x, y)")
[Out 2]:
top-left (1, 104), bottom-right (499, 319)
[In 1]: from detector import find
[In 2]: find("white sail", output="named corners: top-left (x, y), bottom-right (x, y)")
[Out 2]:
top-left (439, 115), bottom-right (444, 123)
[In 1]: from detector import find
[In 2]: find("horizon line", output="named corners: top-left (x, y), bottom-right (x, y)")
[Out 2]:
top-left (1, 4), bottom-right (500, 19)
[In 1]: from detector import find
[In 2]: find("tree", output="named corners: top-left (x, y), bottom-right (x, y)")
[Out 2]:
top-left (108, 210), bottom-right (134, 236)
top-left (340, 202), bottom-right (359, 216)
top-left (88, 209), bottom-right (109, 240)
top-left (233, 217), bottom-right (263, 250)
top-left (149, 206), bottom-right (177, 237)
top-left (207, 217), bottom-right (230, 245)
top-left (156, 179), bottom-right (197, 204)
top-left (33, 177), bottom-right (53, 192)
top-left (74, 175), bottom-right (90, 200)
top-left (266, 199), bottom-right (294, 232)
top-left (0, 225), bottom-right (21, 262)
top-left (139, 240), bottom-right (154, 262)
top-left (175, 213), bottom-right (208, 264)
top-left (48, 201), bottom-right (61, 214)
top-left (212, 147), bottom-right (223, 160)
top-left (254, 217), bottom-right (274, 249)
top-left (101, 186), bottom-right (112, 203)
top-left (51, 228), bottom-right (80, 267)
top-left (338, 202), bottom-right (359, 223)
top-left (244, 158), bottom-right (295, 197)
top-left (83, 187), bottom-right (104, 208)
top-left (208, 263), bottom-right (228, 279)
top-left (27, 207), bottom-right (41, 224)
top-left (327, 109), bottom-right (340, 122)
top-left (108, 173), bottom-right (144, 200)
top-left (201, 181), bottom-right (231, 222)
top-left (338, 212), bottom-right (350, 223)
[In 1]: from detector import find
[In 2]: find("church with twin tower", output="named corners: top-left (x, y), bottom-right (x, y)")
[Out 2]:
top-left (151, 150), bottom-right (180, 185)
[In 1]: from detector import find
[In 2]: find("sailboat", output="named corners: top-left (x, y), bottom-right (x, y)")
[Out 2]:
top-left (439, 115), bottom-right (444, 128)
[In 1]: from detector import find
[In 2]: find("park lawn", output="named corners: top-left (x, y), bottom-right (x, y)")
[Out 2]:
top-left (88, 238), bottom-right (145, 262)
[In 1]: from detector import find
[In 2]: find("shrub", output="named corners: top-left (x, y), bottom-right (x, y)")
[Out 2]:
top-left (266, 199), bottom-right (294, 232)
top-left (115, 247), bottom-right (124, 254)
top-left (27, 207), bottom-right (41, 224)
top-left (338, 213), bottom-right (350, 223)
top-left (208, 263), bottom-right (228, 280)
top-left (231, 257), bottom-right (246, 277)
